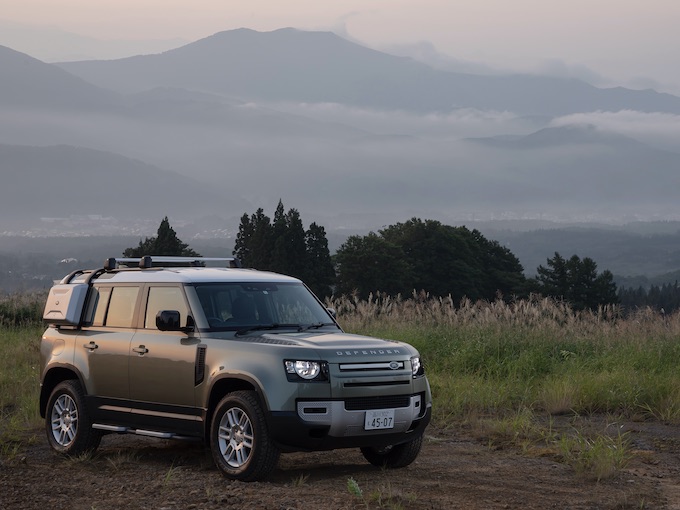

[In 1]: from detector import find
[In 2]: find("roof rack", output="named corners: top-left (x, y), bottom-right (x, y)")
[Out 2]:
top-left (104, 256), bottom-right (242, 270)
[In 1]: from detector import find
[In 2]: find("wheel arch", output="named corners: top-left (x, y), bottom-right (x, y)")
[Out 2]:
top-left (205, 374), bottom-right (268, 437)
top-left (40, 365), bottom-right (85, 418)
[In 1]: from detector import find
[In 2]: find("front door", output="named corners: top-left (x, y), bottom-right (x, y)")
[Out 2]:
top-left (128, 285), bottom-right (202, 434)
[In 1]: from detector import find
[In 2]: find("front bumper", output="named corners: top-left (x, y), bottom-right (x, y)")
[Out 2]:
top-left (268, 392), bottom-right (431, 451)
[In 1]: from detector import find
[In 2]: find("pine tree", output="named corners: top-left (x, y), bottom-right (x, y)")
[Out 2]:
top-left (535, 252), bottom-right (617, 310)
top-left (233, 209), bottom-right (272, 269)
top-left (305, 222), bottom-right (336, 298)
top-left (123, 217), bottom-right (200, 257)
top-left (232, 201), bottom-right (335, 294)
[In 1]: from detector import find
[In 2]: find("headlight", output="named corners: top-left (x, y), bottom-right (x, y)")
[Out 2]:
top-left (411, 356), bottom-right (424, 377)
top-left (284, 360), bottom-right (328, 381)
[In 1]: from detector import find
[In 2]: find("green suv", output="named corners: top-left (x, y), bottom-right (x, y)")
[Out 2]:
top-left (40, 256), bottom-right (432, 481)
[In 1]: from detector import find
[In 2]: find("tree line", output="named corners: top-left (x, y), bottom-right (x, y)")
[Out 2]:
top-left (618, 281), bottom-right (680, 314)
top-left (125, 205), bottom-right (675, 313)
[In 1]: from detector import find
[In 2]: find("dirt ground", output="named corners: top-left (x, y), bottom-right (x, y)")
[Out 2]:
top-left (1, 418), bottom-right (679, 510)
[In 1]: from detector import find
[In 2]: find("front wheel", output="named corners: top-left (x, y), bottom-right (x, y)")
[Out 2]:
top-left (45, 380), bottom-right (101, 456)
top-left (360, 434), bottom-right (424, 469)
top-left (210, 390), bottom-right (280, 481)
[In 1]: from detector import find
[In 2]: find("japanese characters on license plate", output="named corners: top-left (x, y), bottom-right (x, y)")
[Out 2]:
top-left (364, 409), bottom-right (395, 430)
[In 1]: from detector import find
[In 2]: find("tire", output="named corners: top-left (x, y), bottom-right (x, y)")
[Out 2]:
top-left (210, 390), bottom-right (280, 481)
top-left (45, 380), bottom-right (101, 456)
top-left (360, 434), bottom-right (424, 469)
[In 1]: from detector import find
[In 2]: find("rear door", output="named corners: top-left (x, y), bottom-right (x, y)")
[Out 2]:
top-left (76, 285), bottom-right (140, 422)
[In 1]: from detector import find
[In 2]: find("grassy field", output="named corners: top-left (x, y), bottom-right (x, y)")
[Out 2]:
top-left (331, 293), bottom-right (680, 424)
top-left (2, 291), bottom-right (678, 479)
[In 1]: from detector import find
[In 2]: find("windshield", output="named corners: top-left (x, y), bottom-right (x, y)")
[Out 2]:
top-left (193, 282), bottom-right (335, 331)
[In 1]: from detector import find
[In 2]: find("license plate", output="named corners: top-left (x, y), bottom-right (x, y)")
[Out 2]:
top-left (364, 409), bottom-right (395, 430)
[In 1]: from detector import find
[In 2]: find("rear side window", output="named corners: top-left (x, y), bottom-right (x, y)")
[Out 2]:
top-left (89, 287), bottom-right (112, 326)
top-left (106, 287), bottom-right (140, 327)
top-left (145, 286), bottom-right (189, 329)
top-left (85, 286), bottom-right (140, 328)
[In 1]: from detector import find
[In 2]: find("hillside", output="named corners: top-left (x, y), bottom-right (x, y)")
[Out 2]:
top-left (0, 45), bottom-right (119, 111)
top-left (0, 144), bottom-right (247, 228)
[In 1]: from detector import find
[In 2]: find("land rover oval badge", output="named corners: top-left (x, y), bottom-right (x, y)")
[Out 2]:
top-left (389, 361), bottom-right (400, 370)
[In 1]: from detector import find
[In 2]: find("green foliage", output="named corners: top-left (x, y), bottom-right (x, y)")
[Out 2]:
top-left (123, 217), bottom-right (200, 258)
top-left (333, 233), bottom-right (412, 297)
top-left (234, 208), bottom-right (272, 270)
top-left (557, 428), bottom-right (632, 481)
top-left (533, 252), bottom-right (618, 310)
top-left (334, 218), bottom-right (527, 300)
top-left (305, 222), bottom-right (336, 298)
top-left (347, 477), bottom-right (363, 498)
top-left (233, 200), bottom-right (335, 298)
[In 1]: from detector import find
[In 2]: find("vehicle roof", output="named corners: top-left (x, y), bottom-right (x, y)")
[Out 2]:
top-left (86, 267), bottom-right (302, 285)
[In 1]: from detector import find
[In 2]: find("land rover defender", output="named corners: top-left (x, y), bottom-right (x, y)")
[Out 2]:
top-left (40, 256), bottom-right (432, 481)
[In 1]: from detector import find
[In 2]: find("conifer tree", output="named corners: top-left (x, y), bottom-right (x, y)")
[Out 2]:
top-left (233, 201), bottom-right (335, 296)
top-left (123, 217), bottom-right (200, 257)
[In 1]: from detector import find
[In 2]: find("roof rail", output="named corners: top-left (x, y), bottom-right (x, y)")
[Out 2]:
top-left (104, 256), bottom-right (241, 270)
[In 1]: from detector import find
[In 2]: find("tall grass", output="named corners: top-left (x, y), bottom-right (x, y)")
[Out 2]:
top-left (0, 327), bottom-right (43, 441)
top-left (0, 291), bottom-right (45, 328)
top-left (330, 292), bottom-right (679, 478)
top-left (0, 293), bottom-right (45, 449)
top-left (330, 292), bottom-right (680, 424)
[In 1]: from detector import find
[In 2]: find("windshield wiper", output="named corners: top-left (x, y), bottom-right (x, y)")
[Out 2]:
top-left (235, 323), bottom-right (291, 336)
top-left (297, 322), bottom-right (327, 332)
top-left (235, 322), bottom-right (332, 336)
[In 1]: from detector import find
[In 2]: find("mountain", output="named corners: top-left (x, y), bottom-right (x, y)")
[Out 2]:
top-left (483, 225), bottom-right (680, 278)
top-left (0, 45), bottom-right (120, 111)
top-left (0, 20), bottom-right (186, 62)
top-left (1, 30), bottom-right (679, 234)
top-left (461, 125), bottom-right (680, 212)
top-left (0, 144), bottom-right (249, 227)
top-left (56, 28), bottom-right (680, 116)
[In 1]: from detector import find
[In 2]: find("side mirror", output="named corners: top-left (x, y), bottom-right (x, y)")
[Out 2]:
top-left (326, 307), bottom-right (337, 319)
top-left (156, 310), bottom-right (182, 331)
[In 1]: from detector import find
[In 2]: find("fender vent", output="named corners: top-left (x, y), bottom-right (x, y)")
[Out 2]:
top-left (195, 344), bottom-right (207, 386)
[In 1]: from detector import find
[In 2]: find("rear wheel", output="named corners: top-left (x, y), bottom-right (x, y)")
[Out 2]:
top-left (361, 434), bottom-right (423, 468)
top-left (210, 390), bottom-right (280, 481)
top-left (45, 380), bottom-right (101, 455)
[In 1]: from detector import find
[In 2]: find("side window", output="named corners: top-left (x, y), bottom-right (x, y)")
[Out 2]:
top-left (145, 286), bottom-right (189, 329)
top-left (105, 286), bottom-right (140, 328)
top-left (88, 287), bottom-right (112, 326)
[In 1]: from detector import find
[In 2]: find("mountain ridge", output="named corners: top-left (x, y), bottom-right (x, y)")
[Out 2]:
top-left (54, 28), bottom-right (680, 116)
top-left (0, 45), bottom-right (120, 111)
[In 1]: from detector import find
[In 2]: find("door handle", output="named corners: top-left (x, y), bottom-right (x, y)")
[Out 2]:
top-left (83, 341), bottom-right (98, 351)
top-left (132, 345), bottom-right (149, 355)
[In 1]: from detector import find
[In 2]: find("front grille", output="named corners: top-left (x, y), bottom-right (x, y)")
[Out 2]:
top-left (344, 395), bottom-right (411, 411)
top-left (339, 361), bottom-right (404, 371)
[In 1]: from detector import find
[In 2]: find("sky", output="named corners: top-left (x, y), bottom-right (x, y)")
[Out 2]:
top-left (2, 0), bottom-right (680, 95)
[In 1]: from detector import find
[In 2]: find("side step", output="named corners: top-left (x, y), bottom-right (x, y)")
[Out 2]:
top-left (92, 423), bottom-right (196, 440)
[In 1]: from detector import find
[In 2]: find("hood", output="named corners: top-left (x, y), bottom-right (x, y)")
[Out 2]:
top-left (257, 330), bottom-right (419, 361)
